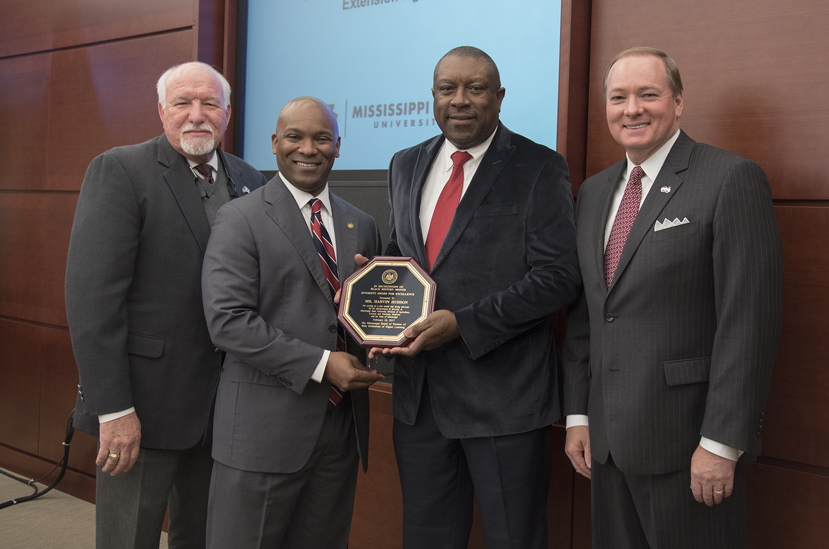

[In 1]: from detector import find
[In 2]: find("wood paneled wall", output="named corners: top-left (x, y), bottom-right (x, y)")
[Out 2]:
top-left (2, 1), bottom-right (827, 547)
top-left (0, 0), bottom-right (232, 503)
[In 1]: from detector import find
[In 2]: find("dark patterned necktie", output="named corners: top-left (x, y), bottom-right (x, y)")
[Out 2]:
top-left (194, 163), bottom-right (214, 185)
top-left (425, 150), bottom-right (473, 268)
top-left (309, 198), bottom-right (345, 406)
top-left (604, 166), bottom-right (644, 287)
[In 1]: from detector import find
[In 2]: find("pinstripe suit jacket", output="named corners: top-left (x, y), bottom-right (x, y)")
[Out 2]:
top-left (562, 131), bottom-right (783, 475)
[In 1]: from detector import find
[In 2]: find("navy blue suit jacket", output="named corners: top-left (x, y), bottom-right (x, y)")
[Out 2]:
top-left (386, 123), bottom-right (581, 438)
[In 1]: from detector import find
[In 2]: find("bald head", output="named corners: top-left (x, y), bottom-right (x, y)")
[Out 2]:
top-left (272, 97), bottom-right (341, 196)
top-left (276, 97), bottom-right (339, 136)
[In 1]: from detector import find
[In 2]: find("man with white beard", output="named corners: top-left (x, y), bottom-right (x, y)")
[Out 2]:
top-left (65, 61), bottom-right (266, 548)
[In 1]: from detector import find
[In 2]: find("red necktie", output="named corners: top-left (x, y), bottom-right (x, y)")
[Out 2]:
top-left (194, 163), bottom-right (214, 185)
top-left (425, 150), bottom-right (473, 268)
top-left (604, 166), bottom-right (644, 287)
top-left (309, 198), bottom-right (345, 407)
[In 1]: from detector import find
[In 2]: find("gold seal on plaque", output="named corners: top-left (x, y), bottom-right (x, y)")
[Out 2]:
top-left (382, 270), bottom-right (398, 284)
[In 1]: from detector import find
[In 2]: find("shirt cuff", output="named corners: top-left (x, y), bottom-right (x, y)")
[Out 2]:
top-left (699, 436), bottom-right (743, 461)
top-left (566, 415), bottom-right (589, 429)
top-left (311, 350), bottom-right (330, 383)
top-left (99, 407), bottom-right (135, 423)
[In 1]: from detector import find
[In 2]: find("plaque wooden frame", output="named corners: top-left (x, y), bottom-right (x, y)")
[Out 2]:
top-left (338, 256), bottom-right (436, 348)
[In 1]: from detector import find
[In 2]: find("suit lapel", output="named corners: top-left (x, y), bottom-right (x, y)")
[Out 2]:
top-left (588, 161), bottom-right (626, 293)
top-left (264, 176), bottom-right (331, 300)
top-left (331, 193), bottom-right (359, 281)
top-left (216, 148), bottom-right (245, 197)
top-left (409, 135), bottom-right (444, 269)
top-left (431, 124), bottom-right (513, 271)
top-left (158, 135), bottom-right (211, 254)
top-left (608, 132), bottom-right (693, 292)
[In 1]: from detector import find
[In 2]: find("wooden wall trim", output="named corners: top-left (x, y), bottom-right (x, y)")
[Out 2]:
top-left (0, 0), bottom-right (195, 59)
top-left (217, 0), bottom-right (238, 155)
top-left (557, 0), bottom-right (592, 191)
top-left (0, 443), bottom-right (96, 504)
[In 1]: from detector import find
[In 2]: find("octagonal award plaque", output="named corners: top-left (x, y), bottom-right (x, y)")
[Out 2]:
top-left (337, 256), bottom-right (436, 348)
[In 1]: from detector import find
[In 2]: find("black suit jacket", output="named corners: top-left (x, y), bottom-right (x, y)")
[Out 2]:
top-left (563, 131), bottom-right (783, 474)
top-left (386, 123), bottom-right (581, 438)
top-left (65, 134), bottom-right (266, 449)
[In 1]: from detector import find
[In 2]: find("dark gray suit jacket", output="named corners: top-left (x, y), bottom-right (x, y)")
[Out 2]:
top-left (65, 134), bottom-right (266, 449)
top-left (386, 123), bottom-right (581, 438)
top-left (563, 131), bottom-right (783, 475)
top-left (201, 176), bottom-right (382, 474)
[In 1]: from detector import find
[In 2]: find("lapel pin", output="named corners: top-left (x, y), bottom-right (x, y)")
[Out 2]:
top-left (660, 186), bottom-right (671, 193)
top-left (347, 222), bottom-right (354, 229)
top-left (242, 186), bottom-right (250, 194)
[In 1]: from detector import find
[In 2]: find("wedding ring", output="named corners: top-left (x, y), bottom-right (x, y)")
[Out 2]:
top-left (108, 453), bottom-right (120, 463)
top-left (713, 490), bottom-right (723, 494)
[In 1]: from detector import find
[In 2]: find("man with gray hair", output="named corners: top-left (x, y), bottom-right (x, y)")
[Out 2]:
top-left (65, 61), bottom-right (265, 547)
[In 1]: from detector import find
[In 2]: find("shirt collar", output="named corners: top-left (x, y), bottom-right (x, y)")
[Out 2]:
top-left (439, 127), bottom-right (498, 172)
top-left (278, 172), bottom-right (333, 214)
top-left (187, 153), bottom-right (219, 174)
top-left (625, 129), bottom-right (681, 182)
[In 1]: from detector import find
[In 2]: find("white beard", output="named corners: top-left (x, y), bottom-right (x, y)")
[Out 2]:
top-left (180, 124), bottom-right (216, 156)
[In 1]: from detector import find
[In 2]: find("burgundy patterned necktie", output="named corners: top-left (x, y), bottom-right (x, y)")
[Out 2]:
top-left (604, 166), bottom-right (644, 287)
top-left (425, 150), bottom-right (473, 268)
top-left (194, 163), bottom-right (214, 185)
top-left (309, 198), bottom-right (345, 406)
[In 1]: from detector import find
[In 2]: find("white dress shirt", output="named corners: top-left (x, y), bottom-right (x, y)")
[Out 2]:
top-left (419, 129), bottom-right (497, 242)
top-left (187, 154), bottom-right (219, 181)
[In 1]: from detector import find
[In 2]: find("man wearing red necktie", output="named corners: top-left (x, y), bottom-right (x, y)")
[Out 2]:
top-left (562, 47), bottom-right (782, 548)
top-left (201, 97), bottom-right (384, 548)
top-left (377, 47), bottom-right (581, 548)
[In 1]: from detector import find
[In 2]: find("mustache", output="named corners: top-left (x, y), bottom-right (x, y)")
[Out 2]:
top-left (181, 123), bottom-right (215, 137)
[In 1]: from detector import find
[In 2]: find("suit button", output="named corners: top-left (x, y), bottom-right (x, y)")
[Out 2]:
top-left (213, 347), bottom-right (221, 354)
top-left (329, 325), bottom-right (337, 333)
top-left (605, 313), bottom-right (615, 322)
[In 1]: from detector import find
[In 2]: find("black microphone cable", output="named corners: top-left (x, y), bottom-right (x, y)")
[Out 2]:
top-left (0, 410), bottom-right (75, 510)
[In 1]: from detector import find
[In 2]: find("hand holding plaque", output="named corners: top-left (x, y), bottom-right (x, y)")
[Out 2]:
top-left (337, 256), bottom-right (436, 349)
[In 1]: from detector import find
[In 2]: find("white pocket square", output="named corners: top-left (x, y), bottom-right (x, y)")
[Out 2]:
top-left (654, 217), bottom-right (690, 232)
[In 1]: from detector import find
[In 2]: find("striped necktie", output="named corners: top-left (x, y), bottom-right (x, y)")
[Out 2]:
top-left (309, 198), bottom-right (345, 406)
